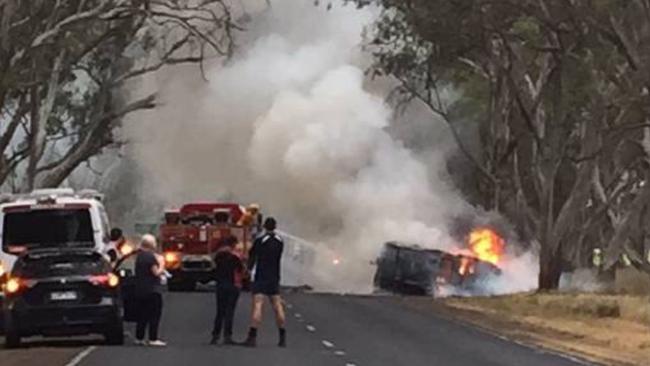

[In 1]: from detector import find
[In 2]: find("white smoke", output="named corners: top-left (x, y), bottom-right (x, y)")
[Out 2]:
top-left (123, 0), bottom-right (536, 293)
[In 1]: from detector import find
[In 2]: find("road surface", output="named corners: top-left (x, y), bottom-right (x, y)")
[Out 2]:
top-left (1, 291), bottom-right (591, 366)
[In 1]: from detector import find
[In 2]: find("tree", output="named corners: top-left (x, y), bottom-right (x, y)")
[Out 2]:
top-left (0, 0), bottom-right (239, 190)
top-left (355, 0), bottom-right (650, 289)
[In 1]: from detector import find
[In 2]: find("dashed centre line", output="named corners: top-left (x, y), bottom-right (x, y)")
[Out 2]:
top-left (322, 340), bottom-right (335, 348)
top-left (292, 306), bottom-right (356, 366)
top-left (64, 346), bottom-right (96, 366)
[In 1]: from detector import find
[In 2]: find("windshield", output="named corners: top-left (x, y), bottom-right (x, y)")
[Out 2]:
top-left (13, 252), bottom-right (109, 278)
top-left (3, 209), bottom-right (94, 250)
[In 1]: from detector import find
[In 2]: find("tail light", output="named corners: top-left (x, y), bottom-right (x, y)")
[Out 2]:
top-left (90, 273), bottom-right (120, 288)
top-left (164, 252), bottom-right (182, 269)
top-left (5, 277), bottom-right (22, 294)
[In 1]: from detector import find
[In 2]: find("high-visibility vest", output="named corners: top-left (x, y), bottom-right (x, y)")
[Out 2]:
top-left (592, 249), bottom-right (603, 267)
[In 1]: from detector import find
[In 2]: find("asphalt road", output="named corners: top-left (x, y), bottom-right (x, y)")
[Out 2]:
top-left (1, 291), bottom-right (591, 366)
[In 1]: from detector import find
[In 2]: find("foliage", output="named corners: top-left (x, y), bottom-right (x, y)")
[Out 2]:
top-left (0, 0), bottom-right (238, 190)
top-left (354, 0), bottom-right (650, 288)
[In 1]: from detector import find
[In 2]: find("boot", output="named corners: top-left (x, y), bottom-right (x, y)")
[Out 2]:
top-left (278, 328), bottom-right (286, 348)
top-left (223, 336), bottom-right (236, 345)
top-left (241, 327), bottom-right (257, 347)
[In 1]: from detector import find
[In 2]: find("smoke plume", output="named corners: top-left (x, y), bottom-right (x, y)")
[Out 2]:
top-left (123, 0), bottom-right (536, 293)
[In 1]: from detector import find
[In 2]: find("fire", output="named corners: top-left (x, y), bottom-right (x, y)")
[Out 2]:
top-left (468, 228), bottom-right (504, 265)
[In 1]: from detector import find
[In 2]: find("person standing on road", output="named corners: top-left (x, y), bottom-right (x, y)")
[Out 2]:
top-left (242, 217), bottom-right (287, 348)
top-left (134, 234), bottom-right (167, 347)
top-left (210, 235), bottom-right (245, 345)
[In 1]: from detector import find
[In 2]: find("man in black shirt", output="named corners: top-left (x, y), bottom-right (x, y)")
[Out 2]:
top-left (210, 235), bottom-right (244, 345)
top-left (242, 217), bottom-right (286, 347)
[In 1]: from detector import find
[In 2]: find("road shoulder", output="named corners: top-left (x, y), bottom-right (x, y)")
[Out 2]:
top-left (399, 294), bottom-right (650, 366)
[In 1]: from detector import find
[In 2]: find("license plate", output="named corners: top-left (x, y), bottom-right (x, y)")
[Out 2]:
top-left (50, 291), bottom-right (77, 301)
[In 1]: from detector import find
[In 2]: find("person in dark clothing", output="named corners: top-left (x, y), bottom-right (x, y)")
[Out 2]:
top-left (210, 235), bottom-right (244, 345)
top-left (134, 234), bottom-right (166, 346)
top-left (242, 217), bottom-right (286, 348)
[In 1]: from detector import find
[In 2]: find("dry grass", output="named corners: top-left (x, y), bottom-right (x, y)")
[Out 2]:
top-left (444, 293), bottom-right (650, 365)
top-left (403, 292), bottom-right (650, 366)
top-left (448, 292), bottom-right (650, 324)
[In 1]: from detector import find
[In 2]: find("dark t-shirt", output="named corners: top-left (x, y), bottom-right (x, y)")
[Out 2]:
top-left (135, 250), bottom-right (162, 296)
top-left (248, 232), bottom-right (284, 283)
top-left (214, 249), bottom-right (243, 288)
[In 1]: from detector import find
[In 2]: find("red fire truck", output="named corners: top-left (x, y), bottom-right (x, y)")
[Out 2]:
top-left (159, 202), bottom-right (261, 291)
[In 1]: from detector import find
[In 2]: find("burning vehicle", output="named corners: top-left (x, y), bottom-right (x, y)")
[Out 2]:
top-left (373, 228), bottom-right (503, 296)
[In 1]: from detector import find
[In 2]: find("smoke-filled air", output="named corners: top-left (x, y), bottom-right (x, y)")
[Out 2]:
top-left (123, 0), bottom-right (537, 294)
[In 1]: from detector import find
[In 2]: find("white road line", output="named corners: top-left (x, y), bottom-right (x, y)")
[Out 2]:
top-left (334, 350), bottom-right (346, 356)
top-left (294, 313), bottom-right (302, 318)
top-left (345, 363), bottom-right (357, 366)
top-left (64, 346), bottom-right (97, 366)
top-left (306, 325), bottom-right (316, 332)
top-left (321, 340), bottom-right (335, 348)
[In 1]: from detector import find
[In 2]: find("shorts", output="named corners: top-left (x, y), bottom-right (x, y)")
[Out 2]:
top-left (252, 280), bottom-right (280, 296)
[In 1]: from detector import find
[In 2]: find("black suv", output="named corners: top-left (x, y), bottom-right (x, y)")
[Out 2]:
top-left (2, 250), bottom-right (124, 348)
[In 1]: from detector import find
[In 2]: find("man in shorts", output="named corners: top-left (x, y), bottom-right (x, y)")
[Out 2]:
top-left (242, 217), bottom-right (286, 347)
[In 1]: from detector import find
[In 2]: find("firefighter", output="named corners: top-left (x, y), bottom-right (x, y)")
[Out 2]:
top-left (242, 217), bottom-right (286, 348)
top-left (592, 248), bottom-right (603, 269)
top-left (237, 204), bottom-right (260, 227)
top-left (210, 235), bottom-right (245, 345)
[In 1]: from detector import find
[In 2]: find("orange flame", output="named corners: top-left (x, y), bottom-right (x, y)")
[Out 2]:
top-left (468, 228), bottom-right (504, 265)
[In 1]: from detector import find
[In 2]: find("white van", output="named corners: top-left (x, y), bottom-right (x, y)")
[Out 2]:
top-left (0, 188), bottom-right (114, 275)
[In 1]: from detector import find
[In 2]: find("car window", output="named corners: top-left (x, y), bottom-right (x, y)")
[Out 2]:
top-left (13, 253), bottom-right (110, 278)
top-left (3, 209), bottom-right (94, 250)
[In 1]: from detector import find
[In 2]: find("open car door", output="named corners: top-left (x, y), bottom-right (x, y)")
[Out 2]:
top-left (114, 251), bottom-right (139, 322)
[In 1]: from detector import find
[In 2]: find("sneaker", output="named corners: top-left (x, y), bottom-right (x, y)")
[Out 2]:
top-left (148, 340), bottom-right (167, 347)
top-left (133, 339), bottom-right (146, 346)
top-left (278, 338), bottom-right (286, 348)
top-left (210, 336), bottom-right (219, 345)
top-left (223, 337), bottom-right (236, 345)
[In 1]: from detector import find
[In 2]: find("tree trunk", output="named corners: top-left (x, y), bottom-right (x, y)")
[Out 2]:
top-left (538, 242), bottom-right (563, 290)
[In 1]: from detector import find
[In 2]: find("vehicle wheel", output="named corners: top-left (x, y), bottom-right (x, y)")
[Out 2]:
top-left (105, 323), bottom-right (124, 346)
top-left (183, 280), bottom-right (196, 292)
top-left (4, 316), bottom-right (21, 349)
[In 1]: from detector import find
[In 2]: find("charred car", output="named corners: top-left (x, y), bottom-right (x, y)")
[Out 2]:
top-left (373, 242), bottom-right (501, 296)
